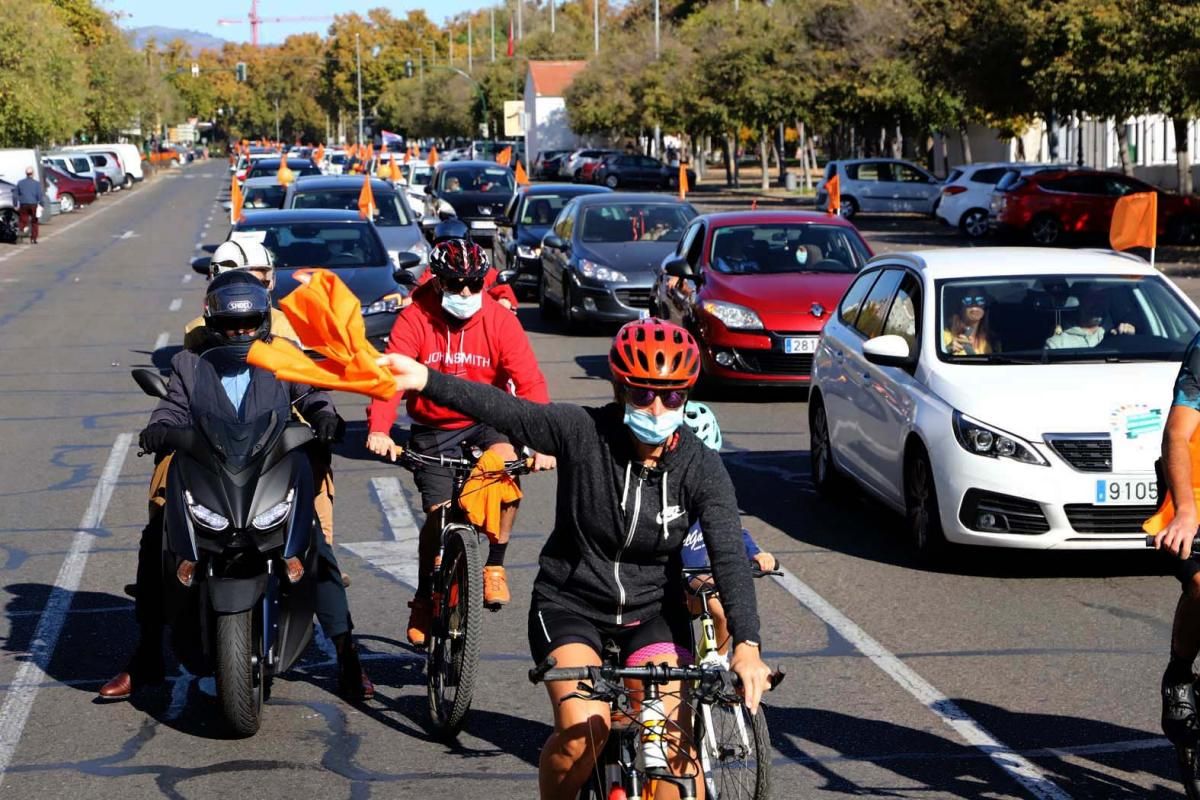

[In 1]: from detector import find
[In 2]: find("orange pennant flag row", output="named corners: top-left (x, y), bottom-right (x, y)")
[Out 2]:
top-left (358, 174), bottom-right (376, 219)
top-left (427, 146), bottom-right (439, 167)
top-left (678, 162), bottom-right (689, 201)
top-left (824, 173), bottom-right (841, 216)
top-left (496, 146), bottom-right (512, 166)
top-left (247, 269), bottom-right (396, 401)
top-left (229, 175), bottom-right (244, 224)
top-left (1110, 190), bottom-right (1158, 252)
top-left (514, 161), bottom-right (529, 186)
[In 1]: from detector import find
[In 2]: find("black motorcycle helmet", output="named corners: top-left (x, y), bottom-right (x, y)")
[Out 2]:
top-left (432, 216), bottom-right (471, 244)
top-left (202, 270), bottom-right (272, 358)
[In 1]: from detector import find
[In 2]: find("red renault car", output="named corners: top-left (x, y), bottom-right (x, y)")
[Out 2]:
top-left (651, 211), bottom-right (872, 386)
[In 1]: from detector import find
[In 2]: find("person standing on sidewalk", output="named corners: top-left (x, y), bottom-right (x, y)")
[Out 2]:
top-left (15, 167), bottom-right (43, 244)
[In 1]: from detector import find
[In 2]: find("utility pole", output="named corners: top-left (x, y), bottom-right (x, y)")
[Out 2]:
top-left (551, 0), bottom-right (555, 34)
top-left (653, 0), bottom-right (660, 158)
top-left (449, 29), bottom-right (454, 66)
top-left (516, 0), bottom-right (523, 41)
top-left (490, 7), bottom-right (496, 62)
top-left (355, 32), bottom-right (364, 145)
top-left (593, 0), bottom-right (599, 53)
top-left (468, 17), bottom-right (473, 72)
top-left (654, 0), bottom-right (659, 57)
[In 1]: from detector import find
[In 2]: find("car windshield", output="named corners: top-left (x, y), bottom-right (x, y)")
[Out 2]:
top-left (291, 189), bottom-right (411, 226)
top-left (233, 222), bottom-right (387, 269)
top-left (937, 274), bottom-right (1200, 363)
top-left (408, 166), bottom-right (432, 186)
top-left (247, 160), bottom-right (321, 180)
top-left (710, 223), bottom-right (868, 274)
top-left (580, 203), bottom-right (692, 243)
top-left (439, 166), bottom-right (513, 194)
top-left (520, 194), bottom-right (572, 226)
top-left (243, 185), bottom-right (286, 210)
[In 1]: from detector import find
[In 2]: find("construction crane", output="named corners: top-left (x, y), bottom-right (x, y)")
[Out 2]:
top-left (217, 0), bottom-right (332, 47)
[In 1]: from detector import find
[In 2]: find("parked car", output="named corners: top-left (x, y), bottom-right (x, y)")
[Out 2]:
top-left (0, 148), bottom-right (39, 185)
top-left (532, 149), bottom-right (573, 180)
top-left (591, 153), bottom-right (697, 191)
top-left (243, 158), bottom-right (321, 183)
top-left (321, 149), bottom-right (348, 175)
top-left (495, 183), bottom-right (612, 294)
top-left (192, 209), bottom-right (420, 347)
top-left (84, 152), bottom-right (127, 193)
top-left (816, 158), bottom-right (942, 219)
top-left (538, 193), bottom-right (697, 332)
top-left (64, 143), bottom-right (145, 185)
top-left (423, 160), bottom-right (515, 244)
top-left (559, 148), bottom-right (616, 181)
top-left (989, 168), bottom-right (1200, 246)
top-left (285, 175), bottom-right (430, 279)
top-left (936, 162), bottom-right (1058, 238)
top-left (44, 153), bottom-right (103, 192)
top-left (809, 247), bottom-right (1200, 555)
top-left (43, 166), bottom-right (96, 212)
top-left (652, 211), bottom-right (872, 386)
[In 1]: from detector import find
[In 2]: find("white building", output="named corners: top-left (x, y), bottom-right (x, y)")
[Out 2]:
top-left (523, 61), bottom-right (589, 166)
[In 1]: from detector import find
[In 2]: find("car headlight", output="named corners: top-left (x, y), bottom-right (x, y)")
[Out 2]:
top-left (579, 259), bottom-right (627, 283)
top-left (363, 292), bottom-right (406, 315)
top-left (185, 490), bottom-right (229, 530)
top-left (952, 411), bottom-right (1048, 466)
top-left (701, 300), bottom-right (764, 330)
top-left (252, 490), bottom-right (294, 530)
top-left (517, 244), bottom-right (541, 259)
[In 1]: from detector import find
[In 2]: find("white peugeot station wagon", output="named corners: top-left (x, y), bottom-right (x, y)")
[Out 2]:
top-left (809, 248), bottom-right (1200, 553)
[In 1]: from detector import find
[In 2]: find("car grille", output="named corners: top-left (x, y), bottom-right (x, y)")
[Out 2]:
top-left (1046, 437), bottom-right (1111, 472)
top-left (1063, 504), bottom-right (1157, 534)
top-left (614, 288), bottom-right (652, 309)
top-left (732, 350), bottom-right (814, 376)
top-left (959, 489), bottom-right (1050, 534)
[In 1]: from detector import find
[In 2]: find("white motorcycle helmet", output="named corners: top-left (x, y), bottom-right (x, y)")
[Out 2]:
top-left (210, 239), bottom-right (276, 290)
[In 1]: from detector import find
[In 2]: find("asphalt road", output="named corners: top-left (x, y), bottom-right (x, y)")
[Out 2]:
top-left (0, 161), bottom-right (1193, 799)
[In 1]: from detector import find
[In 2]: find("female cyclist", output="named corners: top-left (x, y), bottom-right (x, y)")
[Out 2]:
top-left (377, 319), bottom-right (770, 800)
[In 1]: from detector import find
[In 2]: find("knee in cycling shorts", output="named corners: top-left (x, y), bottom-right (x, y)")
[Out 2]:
top-left (528, 593), bottom-right (693, 667)
top-left (1174, 551), bottom-right (1200, 587)
top-left (408, 423), bottom-right (511, 511)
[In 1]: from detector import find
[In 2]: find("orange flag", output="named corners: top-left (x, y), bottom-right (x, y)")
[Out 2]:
top-left (314, 144), bottom-right (325, 165)
top-left (389, 156), bottom-right (401, 183)
top-left (497, 146), bottom-right (512, 166)
top-left (365, 143), bottom-right (375, 162)
top-left (277, 158), bottom-right (295, 186)
top-left (403, 148), bottom-right (411, 165)
top-left (825, 173), bottom-right (841, 216)
top-left (1110, 191), bottom-right (1158, 252)
top-left (230, 175), bottom-right (244, 224)
top-left (246, 269), bottom-right (396, 401)
top-left (515, 161), bottom-right (530, 186)
top-left (427, 146), bottom-right (439, 167)
top-left (678, 162), bottom-right (689, 201)
top-left (358, 174), bottom-right (376, 219)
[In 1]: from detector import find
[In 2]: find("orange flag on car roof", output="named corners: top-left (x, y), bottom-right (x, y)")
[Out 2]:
top-left (427, 146), bottom-right (439, 167)
top-left (403, 147), bottom-right (411, 165)
top-left (389, 156), bottom-right (401, 183)
top-left (678, 162), bottom-right (689, 201)
top-left (314, 144), bottom-right (325, 164)
top-left (358, 174), bottom-right (376, 219)
top-left (277, 158), bottom-right (295, 186)
top-left (825, 172), bottom-right (841, 216)
top-left (497, 146), bottom-right (512, 166)
top-left (230, 175), bottom-right (244, 224)
top-left (515, 161), bottom-right (530, 186)
top-left (246, 269), bottom-right (396, 401)
top-left (1110, 190), bottom-right (1158, 252)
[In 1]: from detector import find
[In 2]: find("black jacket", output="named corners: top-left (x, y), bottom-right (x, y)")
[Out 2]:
top-left (423, 370), bottom-right (761, 646)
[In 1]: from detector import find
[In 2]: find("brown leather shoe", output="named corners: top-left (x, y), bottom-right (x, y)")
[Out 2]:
top-left (98, 671), bottom-right (133, 700)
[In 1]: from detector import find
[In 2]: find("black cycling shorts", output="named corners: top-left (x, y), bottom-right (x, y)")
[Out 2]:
top-left (408, 423), bottom-right (511, 511)
top-left (528, 592), bottom-right (694, 667)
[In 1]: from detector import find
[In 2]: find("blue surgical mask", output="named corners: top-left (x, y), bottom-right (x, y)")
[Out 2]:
top-left (623, 404), bottom-right (684, 445)
top-left (442, 291), bottom-right (482, 319)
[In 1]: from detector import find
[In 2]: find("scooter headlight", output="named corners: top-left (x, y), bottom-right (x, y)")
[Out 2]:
top-left (252, 490), bottom-right (294, 530)
top-left (185, 490), bottom-right (229, 531)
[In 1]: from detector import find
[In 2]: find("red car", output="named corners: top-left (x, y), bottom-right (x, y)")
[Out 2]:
top-left (44, 166), bottom-right (97, 213)
top-left (651, 211), bottom-right (873, 386)
top-left (989, 168), bottom-right (1200, 246)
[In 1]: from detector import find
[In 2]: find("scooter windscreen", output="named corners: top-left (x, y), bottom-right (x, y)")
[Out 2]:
top-left (195, 346), bottom-right (287, 471)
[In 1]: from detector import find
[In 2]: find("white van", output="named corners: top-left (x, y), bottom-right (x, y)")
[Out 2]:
top-left (0, 149), bottom-right (40, 185)
top-left (62, 144), bottom-right (143, 186)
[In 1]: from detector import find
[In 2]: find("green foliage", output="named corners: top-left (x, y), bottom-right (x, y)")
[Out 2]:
top-left (0, 0), bottom-right (86, 146)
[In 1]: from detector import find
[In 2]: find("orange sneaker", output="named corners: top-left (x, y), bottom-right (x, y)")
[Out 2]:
top-left (406, 597), bottom-right (433, 646)
top-left (483, 566), bottom-right (510, 607)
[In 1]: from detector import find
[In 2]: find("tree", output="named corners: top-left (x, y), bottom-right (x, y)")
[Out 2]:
top-left (1146, 2), bottom-right (1200, 192)
top-left (0, 0), bottom-right (85, 145)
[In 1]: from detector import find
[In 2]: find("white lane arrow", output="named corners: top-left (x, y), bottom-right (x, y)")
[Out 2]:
top-left (112, 230), bottom-right (139, 239)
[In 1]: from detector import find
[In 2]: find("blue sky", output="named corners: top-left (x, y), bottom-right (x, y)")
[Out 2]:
top-left (109, 0), bottom-right (483, 45)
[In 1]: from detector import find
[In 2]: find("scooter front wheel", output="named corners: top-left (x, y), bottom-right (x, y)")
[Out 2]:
top-left (215, 608), bottom-right (263, 737)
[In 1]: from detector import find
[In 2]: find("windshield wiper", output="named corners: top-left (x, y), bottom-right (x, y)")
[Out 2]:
top-left (981, 353), bottom-right (1048, 364)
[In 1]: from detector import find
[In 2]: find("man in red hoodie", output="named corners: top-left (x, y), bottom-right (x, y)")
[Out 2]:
top-left (366, 238), bottom-right (553, 646)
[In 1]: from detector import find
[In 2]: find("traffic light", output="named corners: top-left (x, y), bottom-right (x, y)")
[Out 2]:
top-left (405, 59), bottom-right (414, 79)
top-left (235, 62), bottom-right (247, 82)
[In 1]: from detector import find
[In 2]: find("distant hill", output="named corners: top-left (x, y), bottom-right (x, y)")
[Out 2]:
top-left (127, 26), bottom-right (229, 53)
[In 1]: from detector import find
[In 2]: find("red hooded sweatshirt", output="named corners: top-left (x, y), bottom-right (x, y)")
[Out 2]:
top-left (367, 281), bottom-right (549, 432)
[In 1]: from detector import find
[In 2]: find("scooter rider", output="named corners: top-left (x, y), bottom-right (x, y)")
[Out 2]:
top-left (99, 271), bottom-right (373, 701)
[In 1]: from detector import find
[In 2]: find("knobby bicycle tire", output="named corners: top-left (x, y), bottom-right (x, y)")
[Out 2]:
top-left (427, 524), bottom-right (483, 738)
top-left (695, 700), bottom-right (772, 800)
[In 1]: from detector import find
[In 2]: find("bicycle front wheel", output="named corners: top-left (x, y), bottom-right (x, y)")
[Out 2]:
top-left (426, 524), bottom-right (483, 738)
top-left (695, 700), bottom-right (772, 800)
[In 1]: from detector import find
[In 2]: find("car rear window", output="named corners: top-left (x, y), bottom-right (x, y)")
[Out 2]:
top-left (233, 222), bottom-right (387, 269)
top-left (995, 169), bottom-right (1023, 191)
top-left (847, 162), bottom-right (887, 181)
top-left (970, 167), bottom-right (1008, 184)
top-left (247, 160), bottom-right (321, 180)
top-left (291, 188), bottom-right (412, 226)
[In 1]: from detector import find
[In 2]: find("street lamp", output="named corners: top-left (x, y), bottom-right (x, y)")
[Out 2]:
top-left (355, 33), bottom-right (364, 145)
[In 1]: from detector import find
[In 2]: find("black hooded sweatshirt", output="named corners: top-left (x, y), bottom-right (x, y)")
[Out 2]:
top-left (422, 369), bottom-right (761, 647)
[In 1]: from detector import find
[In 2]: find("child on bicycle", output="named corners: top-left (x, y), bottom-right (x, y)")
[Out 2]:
top-left (679, 402), bottom-right (777, 657)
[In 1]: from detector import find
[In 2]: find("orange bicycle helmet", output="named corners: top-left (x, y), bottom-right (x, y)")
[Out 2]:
top-left (609, 319), bottom-right (700, 389)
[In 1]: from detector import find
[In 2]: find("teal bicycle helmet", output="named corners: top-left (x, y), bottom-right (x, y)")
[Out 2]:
top-left (683, 401), bottom-right (722, 451)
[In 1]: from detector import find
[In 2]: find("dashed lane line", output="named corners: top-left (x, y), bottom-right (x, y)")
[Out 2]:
top-left (0, 433), bottom-right (133, 789)
top-left (182, 273), bottom-right (193, 284)
top-left (153, 331), bottom-right (169, 351)
top-left (771, 568), bottom-right (1072, 800)
top-left (168, 298), bottom-right (182, 312)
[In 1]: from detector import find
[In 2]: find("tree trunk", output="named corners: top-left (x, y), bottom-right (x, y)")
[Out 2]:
top-left (732, 131), bottom-right (741, 188)
top-left (808, 135), bottom-right (820, 190)
top-left (760, 127), bottom-right (771, 192)
top-left (958, 124), bottom-right (973, 164)
top-left (777, 122), bottom-right (787, 184)
top-left (893, 122), bottom-right (903, 159)
top-left (799, 121), bottom-right (812, 191)
top-left (1115, 122), bottom-right (1132, 177)
top-left (940, 131), bottom-right (949, 176)
top-left (1173, 117), bottom-right (1192, 194)
top-left (721, 134), bottom-right (734, 188)
top-left (693, 132), bottom-right (704, 181)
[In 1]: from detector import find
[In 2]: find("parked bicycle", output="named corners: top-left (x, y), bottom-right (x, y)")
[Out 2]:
top-left (395, 443), bottom-right (530, 737)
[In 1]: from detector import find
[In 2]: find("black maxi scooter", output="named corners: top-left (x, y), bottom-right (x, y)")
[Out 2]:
top-left (132, 349), bottom-right (319, 737)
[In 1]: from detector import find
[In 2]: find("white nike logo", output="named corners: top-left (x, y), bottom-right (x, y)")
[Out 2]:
top-left (657, 505), bottom-right (685, 525)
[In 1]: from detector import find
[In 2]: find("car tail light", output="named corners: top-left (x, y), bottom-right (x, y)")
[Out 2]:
top-left (942, 185), bottom-right (968, 196)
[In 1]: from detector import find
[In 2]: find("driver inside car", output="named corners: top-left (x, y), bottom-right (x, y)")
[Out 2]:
top-left (1044, 290), bottom-right (1136, 349)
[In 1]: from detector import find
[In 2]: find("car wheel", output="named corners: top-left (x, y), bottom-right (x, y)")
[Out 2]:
top-left (538, 272), bottom-right (560, 320)
top-left (959, 208), bottom-right (989, 239)
top-left (0, 209), bottom-right (17, 243)
top-left (1029, 214), bottom-right (1063, 246)
top-left (58, 193), bottom-right (75, 214)
top-left (809, 395), bottom-right (844, 498)
top-left (563, 282), bottom-right (586, 335)
top-left (122, 175), bottom-right (133, 190)
top-left (839, 196), bottom-right (859, 220)
top-left (905, 444), bottom-right (948, 559)
top-left (604, 175), bottom-right (619, 189)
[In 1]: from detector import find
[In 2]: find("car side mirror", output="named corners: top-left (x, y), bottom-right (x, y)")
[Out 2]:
top-left (190, 256), bottom-right (212, 276)
top-left (862, 334), bottom-right (915, 368)
top-left (543, 233), bottom-right (566, 250)
top-left (393, 267), bottom-right (417, 286)
top-left (131, 368), bottom-right (169, 399)
top-left (496, 269), bottom-right (518, 285)
top-left (663, 256), bottom-right (694, 279)
top-left (424, 184), bottom-right (433, 195)
top-left (394, 251), bottom-right (422, 270)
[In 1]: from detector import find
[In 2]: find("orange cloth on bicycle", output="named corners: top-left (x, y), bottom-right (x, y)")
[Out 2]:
top-left (247, 268), bottom-right (396, 401)
top-left (1144, 427), bottom-right (1200, 534)
top-left (459, 450), bottom-right (522, 542)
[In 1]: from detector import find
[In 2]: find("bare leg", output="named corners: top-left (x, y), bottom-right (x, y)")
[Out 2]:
top-left (539, 643), bottom-right (609, 800)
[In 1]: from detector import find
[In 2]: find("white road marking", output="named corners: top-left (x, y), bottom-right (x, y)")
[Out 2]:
top-left (0, 433), bottom-right (133, 788)
top-left (182, 273), bottom-right (193, 284)
top-left (771, 569), bottom-right (1072, 800)
top-left (339, 477), bottom-right (421, 590)
top-left (112, 230), bottom-right (137, 240)
top-left (153, 331), bottom-right (169, 351)
top-left (168, 298), bottom-right (182, 312)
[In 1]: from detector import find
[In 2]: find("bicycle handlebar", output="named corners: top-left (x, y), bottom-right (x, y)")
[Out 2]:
top-left (528, 656), bottom-right (785, 691)
top-left (1145, 534), bottom-right (1200, 551)
top-left (394, 445), bottom-right (533, 476)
